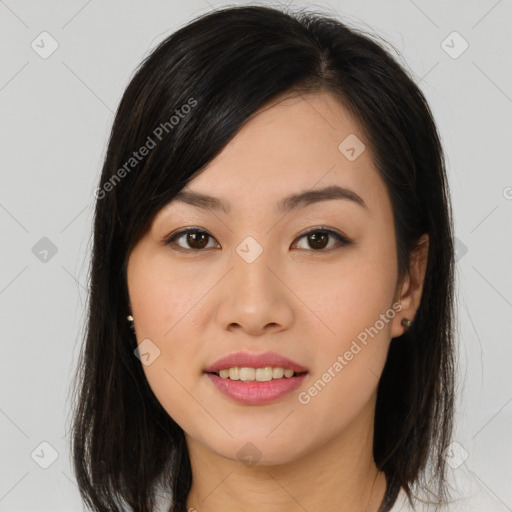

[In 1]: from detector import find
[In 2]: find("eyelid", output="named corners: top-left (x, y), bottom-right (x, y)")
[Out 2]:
top-left (162, 225), bottom-right (354, 253)
top-left (294, 225), bottom-right (349, 242)
top-left (292, 226), bottom-right (353, 251)
top-left (161, 226), bottom-right (219, 249)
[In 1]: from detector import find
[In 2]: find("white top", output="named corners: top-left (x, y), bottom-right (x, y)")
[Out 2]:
top-left (388, 486), bottom-right (511, 512)
top-left (154, 487), bottom-right (510, 512)
top-left (154, 469), bottom-right (511, 512)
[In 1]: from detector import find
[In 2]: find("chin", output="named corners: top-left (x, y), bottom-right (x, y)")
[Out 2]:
top-left (201, 432), bottom-right (309, 468)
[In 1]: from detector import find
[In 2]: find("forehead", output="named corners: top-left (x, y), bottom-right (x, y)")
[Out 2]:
top-left (160, 91), bottom-right (389, 217)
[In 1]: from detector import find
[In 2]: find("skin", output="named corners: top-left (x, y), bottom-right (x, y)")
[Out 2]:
top-left (126, 91), bottom-right (429, 512)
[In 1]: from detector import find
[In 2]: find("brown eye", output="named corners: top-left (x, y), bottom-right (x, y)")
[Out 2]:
top-left (306, 231), bottom-right (329, 250)
top-left (184, 231), bottom-right (210, 249)
top-left (164, 226), bottom-right (352, 253)
top-left (294, 228), bottom-right (352, 251)
top-left (165, 228), bottom-right (218, 251)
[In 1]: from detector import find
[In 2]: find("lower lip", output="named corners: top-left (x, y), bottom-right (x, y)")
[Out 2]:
top-left (205, 372), bottom-right (307, 405)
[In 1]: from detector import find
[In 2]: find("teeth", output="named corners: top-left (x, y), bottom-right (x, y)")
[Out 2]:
top-left (215, 366), bottom-right (300, 381)
top-left (240, 367), bottom-right (255, 381)
top-left (256, 367), bottom-right (272, 381)
top-left (272, 367), bottom-right (284, 378)
top-left (228, 367), bottom-right (240, 380)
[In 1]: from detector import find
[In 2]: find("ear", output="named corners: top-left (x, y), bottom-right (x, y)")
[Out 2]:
top-left (391, 233), bottom-right (429, 338)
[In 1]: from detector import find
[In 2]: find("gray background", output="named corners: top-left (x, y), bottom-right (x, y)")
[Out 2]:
top-left (1, 0), bottom-right (511, 510)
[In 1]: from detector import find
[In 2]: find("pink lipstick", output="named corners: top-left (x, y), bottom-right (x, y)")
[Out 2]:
top-left (204, 351), bottom-right (308, 405)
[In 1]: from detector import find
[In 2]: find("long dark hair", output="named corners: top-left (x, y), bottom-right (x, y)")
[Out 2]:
top-left (69, 4), bottom-right (455, 511)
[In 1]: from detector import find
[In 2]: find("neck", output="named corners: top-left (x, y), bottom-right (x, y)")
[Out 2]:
top-left (185, 396), bottom-right (387, 512)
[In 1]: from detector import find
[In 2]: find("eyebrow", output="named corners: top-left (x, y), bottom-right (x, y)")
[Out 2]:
top-left (172, 185), bottom-right (367, 215)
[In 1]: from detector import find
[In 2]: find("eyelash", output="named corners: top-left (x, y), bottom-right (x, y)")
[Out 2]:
top-left (162, 226), bottom-right (353, 253)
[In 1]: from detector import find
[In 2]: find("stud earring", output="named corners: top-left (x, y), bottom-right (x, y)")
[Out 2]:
top-left (401, 318), bottom-right (413, 330)
top-left (127, 314), bottom-right (135, 334)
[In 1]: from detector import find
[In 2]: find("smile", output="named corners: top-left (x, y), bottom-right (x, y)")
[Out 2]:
top-left (214, 366), bottom-right (305, 381)
top-left (206, 372), bottom-right (308, 404)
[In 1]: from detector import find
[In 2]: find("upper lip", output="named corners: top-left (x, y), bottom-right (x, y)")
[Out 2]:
top-left (204, 351), bottom-right (309, 373)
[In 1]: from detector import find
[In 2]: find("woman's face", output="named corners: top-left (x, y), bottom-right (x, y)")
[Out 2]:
top-left (126, 91), bottom-right (409, 465)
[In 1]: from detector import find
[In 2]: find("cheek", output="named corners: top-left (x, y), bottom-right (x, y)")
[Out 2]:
top-left (130, 264), bottom-right (206, 382)
top-left (293, 235), bottom-right (397, 399)
top-left (297, 237), bottom-right (397, 344)
top-left (127, 251), bottom-right (205, 413)
top-left (129, 254), bottom-right (205, 340)
top-left (129, 266), bottom-right (206, 434)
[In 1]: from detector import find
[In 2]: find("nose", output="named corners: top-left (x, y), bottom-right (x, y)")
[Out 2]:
top-left (215, 243), bottom-right (294, 337)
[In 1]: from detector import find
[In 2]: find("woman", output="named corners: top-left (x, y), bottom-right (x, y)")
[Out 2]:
top-left (70, 5), bottom-right (456, 511)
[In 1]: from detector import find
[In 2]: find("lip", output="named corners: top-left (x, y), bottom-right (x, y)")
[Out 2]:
top-left (206, 372), bottom-right (308, 405)
top-left (203, 351), bottom-right (309, 374)
top-left (203, 351), bottom-right (309, 405)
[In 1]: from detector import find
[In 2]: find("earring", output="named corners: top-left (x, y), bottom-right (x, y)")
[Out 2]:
top-left (401, 318), bottom-right (413, 330)
top-left (127, 314), bottom-right (135, 334)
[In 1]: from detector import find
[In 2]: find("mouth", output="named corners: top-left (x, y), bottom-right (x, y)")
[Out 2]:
top-left (205, 369), bottom-right (308, 405)
top-left (207, 366), bottom-right (308, 381)
top-left (204, 350), bottom-right (308, 375)
top-left (203, 351), bottom-right (309, 405)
